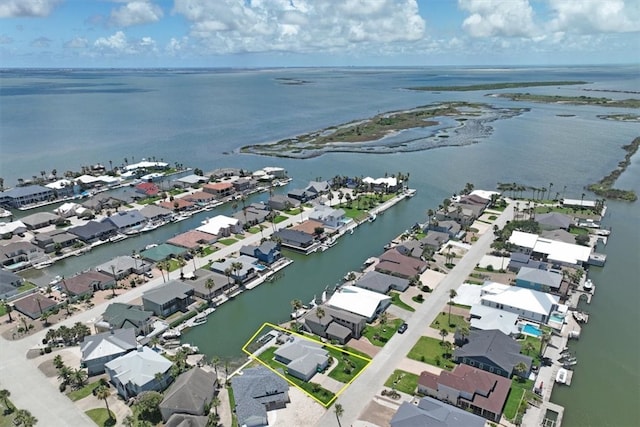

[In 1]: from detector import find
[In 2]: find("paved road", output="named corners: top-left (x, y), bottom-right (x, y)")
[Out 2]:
top-left (0, 212), bottom-right (307, 426)
top-left (316, 203), bottom-right (514, 427)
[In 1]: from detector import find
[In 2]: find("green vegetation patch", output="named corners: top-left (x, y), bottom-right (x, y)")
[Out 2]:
top-left (84, 408), bottom-right (116, 427)
top-left (218, 238), bottom-right (239, 246)
top-left (326, 347), bottom-right (370, 383)
top-left (407, 336), bottom-right (455, 370)
top-left (17, 282), bottom-right (36, 293)
top-left (384, 369), bottom-right (419, 395)
top-left (504, 379), bottom-right (535, 421)
top-left (498, 93), bottom-right (640, 109)
top-left (587, 136), bottom-right (639, 202)
top-left (67, 381), bottom-right (101, 401)
top-left (407, 81), bottom-right (588, 92)
top-left (430, 312), bottom-right (470, 333)
top-left (273, 215), bottom-right (288, 223)
top-left (390, 292), bottom-right (415, 312)
top-left (362, 319), bottom-right (404, 347)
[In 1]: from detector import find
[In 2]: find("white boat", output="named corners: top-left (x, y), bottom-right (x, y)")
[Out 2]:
top-left (290, 308), bottom-right (308, 320)
top-left (583, 279), bottom-right (594, 292)
top-left (108, 234), bottom-right (127, 243)
top-left (34, 260), bottom-right (54, 270)
top-left (162, 329), bottom-right (181, 339)
top-left (49, 275), bottom-right (62, 286)
top-left (173, 214), bottom-right (190, 223)
top-left (192, 312), bottom-right (208, 325)
top-left (368, 214), bottom-right (377, 222)
top-left (0, 208), bottom-right (12, 218)
top-left (555, 368), bottom-right (568, 384)
top-left (145, 243), bottom-right (158, 250)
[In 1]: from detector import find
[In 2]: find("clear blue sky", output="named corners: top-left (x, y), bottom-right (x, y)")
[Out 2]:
top-left (0, 0), bottom-right (638, 67)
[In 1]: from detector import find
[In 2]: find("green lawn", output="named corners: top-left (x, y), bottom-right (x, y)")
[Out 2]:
top-left (430, 311), bottom-right (470, 333)
top-left (85, 408), bottom-right (116, 427)
top-left (247, 226), bottom-right (261, 234)
top-left (384, 369), bottom-right (419, 395)
top-left (17, 282), bottom-right (37, 292)
top-left (504, 379), bottom-right (535, 420)
top-left (273, 215), bottom-right (288, 223)
top-left (362, 319), bottom-right (404, 347)
top-left (0, 398), bottom-right (17, 427)
top-left (67, 381), bottom-right (101, 401)
top-left (569, 226), bottom-right (590, 235)
top-left (199, 246), bottom-right (216, 256)
top-left (326, 347), bottom-right (370, 383)
top-left (218, 238), bottom-right (238, 246)
top-left (0, 305), bottom-right (6, 317)
top-left (227, 386), bottom-right (239, 427)
top-left (284, 208), bottom-right (302, 215)
top-left (390, 292), bottom-right (415, 312)
top-left (407, 336), bottom-right (455, 370)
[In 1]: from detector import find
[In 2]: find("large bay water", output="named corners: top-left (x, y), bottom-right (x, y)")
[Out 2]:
top-left (1, 67), bottom-right (638, 426)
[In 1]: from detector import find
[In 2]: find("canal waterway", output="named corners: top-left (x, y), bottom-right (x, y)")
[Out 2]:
top-left (2, 67), bottom-right (638, 426)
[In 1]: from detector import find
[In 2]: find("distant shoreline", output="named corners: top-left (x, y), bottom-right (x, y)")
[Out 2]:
top-left (406, 81), bottom-right (588, 91)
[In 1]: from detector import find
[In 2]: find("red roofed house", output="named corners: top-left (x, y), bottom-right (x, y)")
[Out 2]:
top-left (62, 271), bottom-right (116, 299)
top-left (184, 191), bottom-right (217, 204)
top-left (13, 293), bottom-right (58, 319)
top-left (202, 182), bottom-right (235, 198)
top-left (416, 364), bottom-right (511, 422)
top-left (159, 198), bottom-right (195, 212)
top-left (375, 248), bottom-right (428, 279)
top-left (135, 182), bottom-right (160, 197)
top-left (167, 230), bottom-right (218, 249)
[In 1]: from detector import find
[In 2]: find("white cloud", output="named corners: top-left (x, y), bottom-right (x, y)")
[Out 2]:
top-left (64, 37), bottom-right (88, 49)
top-left (0, 34), bottom-right (14, 44)
top-left (0, 0), bottom-right (61, 18)
top-left (172, 0), bottom-right (425, 54)
top-left (458, 0), bottom-right (537, 38)
top-left (166, 36), bottom-right (188, 55)
top-left (94, 31), bottom-right (157, 54)
top-left (30, 36), bottom-right (52, 48)
top-left (109, 1), bottom-right (163, 27)
top-left (547, 0), bottom-right (640, 33)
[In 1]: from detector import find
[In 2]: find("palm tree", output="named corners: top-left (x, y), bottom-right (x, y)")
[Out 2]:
top-left (523, 341), bottom-right (536, 356)
top-left (0, 389), bottom-right (11, 412)
top-left (513, 362), bottom-right (528, 381)
top-left (290, 299), bottom-right (303, 327)
top-left (334, 403), bottom-right (344, 427)
top-left (71, 368), bottom-right (88, 389)
top-left (2, 300), bottom-right (13, 322)
top-left (443, 341), bottom-right (453, 358)
top-left (540, 331), bottom-right (552, 357)
top-left (57, 365), bottom-right (73, 385)
top-left (14, 409), bottom-right (37, 427)
top-left (158, 261), bottom-right (166, 283)
top-left (53, 354), bottom-right (64, 369)
top-left (457, 326), bottom-right (470, 344)
top-left (448, 289), bottom-right (457, 326)
top-left (205, 278), bottom-right (215, 304)
top-left (439, 328), bottom-right (449, 345)
top-left (231, 262), bottom-right (243, 285)
top-left (210, 396), bottom-right (221, 416)
top-left (177, 255), bottom-right (187, 280)
top-left (95, 384), bottom-right (113, 420)
top-left (316, 306), bottom-right (325, 322)
top-left (379, 311), bottom-right (388, 327)
top-left (210, 356), bottom-right (220, 381)
top-left (208, 411), bottom-right (221, 427)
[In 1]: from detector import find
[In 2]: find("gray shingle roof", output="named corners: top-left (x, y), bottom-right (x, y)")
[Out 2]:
top-left (231, 366), bottom-right (289, 427)
top-left (160, 367), bottom-right (216, 418)
top-left (103, 210), bottom-right (146, 229)
top-left (68, 220), bottom-right (117, 240)
top-left (102, 303), bottom-right (153, 329)
top-left (80, 328), bottom-right (137, 363)
top-left (453, 329), bottom-right (532, 374)
top-left (516, 267), bottom-right (562, 289)
top-left (355, 271), bottom-right (410, 294)
top-left (142, 281), bottom-right (194, 305)
top-left (391, 397), bottom-right (486, 427)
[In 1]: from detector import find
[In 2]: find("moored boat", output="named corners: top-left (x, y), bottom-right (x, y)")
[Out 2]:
top-left (555, 368), bottom-right (568, 384)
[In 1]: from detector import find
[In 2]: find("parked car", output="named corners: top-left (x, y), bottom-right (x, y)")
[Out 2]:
top-left (398, 322), bottom-right (408, 334)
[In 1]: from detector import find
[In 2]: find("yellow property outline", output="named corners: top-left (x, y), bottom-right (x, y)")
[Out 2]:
top-left (242, 322), bottom-right (372, 407)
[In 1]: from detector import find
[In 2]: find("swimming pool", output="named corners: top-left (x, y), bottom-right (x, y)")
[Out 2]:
top-left (522, 324), bottom-right (543, 338)
top-left (254, 263), bottom-right (267, 271)
top-left (550, 313), bottom-right (565, 323)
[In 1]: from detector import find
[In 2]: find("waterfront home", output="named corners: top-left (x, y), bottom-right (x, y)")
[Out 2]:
top-left (540, 229), bottom-right (578, 244)
top-left (426, 219), bottom-right (462, 238)
top-left (274, 336), bottom-right (329, 382)
top-left (375, 248), bottom-right (428, 279)
top-left (209, 168), bottom-right (242, 179)
top-left (231, 366), bottom-right (290, 427)
top-left (202, 182), bottom-right (235, 198)
top-left (287, 188), bottom-right (311, 202)
top-left (561, 198), bottom-right (597, 209)
top-left (0, 242), bottom-right (45, 271)
top-left (457, 193), bottom-right (491, 208)
top-left (159, 198), bottom-right (195, 212)
top-left (232, 177), bottom-right (256, 192)
top-left (436, 203), bottom-right (483, 226)
top-left (142, 280), bottom-right (194, 317)
top-left (135, 182), bottom-right (160, 197)
top-left (0, 220), bottom-right (27, 237)
top-left (362, 176), bottom-right (399, 193)
top-left (515, 267), bottom-right (563, 294)
top-left (390, 396), bottom-right (485, 427)
top-left (12, 293), bottom-right (57, 319)
top-left (303, 306), bottom-right (366, 344)
top-left (96, 255), bottom-right (152, 280)
top-left (0, 185), bottom-right (55, 208)
top-left (326, 285), bottom-right (391, 322)
top-left (183, 191), bottom-right (216, 205)
top-left (139, 204), bottom-right (172, 222)
top-left (68, 220), bottom-right (117, 243)
top-left (62, 271), bottom-right (115, 299)
top-left (268, 194), bottom-right (300, 211)
top-left (99, 303), bottom-right (154, 336)
top-left (468, 305), bottom-right (520, 337)
top-left (354, 271), bottom-right (410, 294)
top-left (305, 180), bottom-right (331, 198)
top-left (185, 269), bottom-right (233, 300)
top-left (240, 241), bottom-right (281, 265)
top-left (210, 255), bottom-right (258, 284)
top-left (421, 231), bottom-right (450, 250)
top-left (479, 281), bottom-right (559, 324)
top-left (32, 229), bottom-right (78, 253)
top-left (81, 194), bottom-right (125, 212)
top-left (102, 210), bottom-right (146, 233)
top-left (54, 202), bottom-right (89, 218)
top-left (508, 230), bottom-right (592, 267)
top-left (164, 414), bottom-right (207, 427)
top-left (124, 160), bottom-right (169, 172)
top-left (507, 252), bottom-right (548, 273)
top-left (80, 328), bottom-right (137, 375)
top-left (417, 364), bottom-right (511, 422)
top-left (173, 174), bottom-right (208, 188)
top-left (167, 230), bottom-right (217, 250)
top-left (233, 204), bottom-right (270, 228)
top-left (105, 346), bottom-right (173, 400)
top-left (308, 205), bottom-right (346, 229)
top-left (196, 215), bottom-right (241, 237)
top-left (21, 212), bottom-right (60, 230)
top-left (75, 174), bottom-right (122, 189)
top-left (159, 367), bottom-right (217, 422)
top-left (139, 243), bottom-right (187, 263)
top-left (454, 329), bottom-right (532, 379)
top-left (272, 229), bottom-right (315, 251)
top-left (535, 212), bottom-right (573, 231)
top-left (45, 179), bottom-right (76, 198)
top-left (0, 269), bottom-right (24, 300)
top-left (395, 240), bottom-right (424, 259)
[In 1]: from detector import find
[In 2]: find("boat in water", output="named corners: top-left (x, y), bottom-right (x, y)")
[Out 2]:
top-left (368, 213), bottom-right (377, 222)
top-left (583, 279), bottom-right (594, 292)
top-left (0, 208), bottom-right (12, 218)
top-left (49, 275), bottom-right (62, 286)
top-left (555, 368), bottom-right (568, 384)
top-left (34, 260), bottom-right (54, 270)
top-left (162, 329), bottom-right (181, 340)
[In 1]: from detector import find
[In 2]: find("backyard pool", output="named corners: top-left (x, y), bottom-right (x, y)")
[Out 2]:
top-left (550, 313), bottom-right (565, 323)
top-left (522, 323), bottom-right (543, 338)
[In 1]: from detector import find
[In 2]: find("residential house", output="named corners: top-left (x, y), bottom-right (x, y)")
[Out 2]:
top-left (164, 414), bottom-right (207, 427)
top-left (174, 174), bottom-right (208, 188)
top-left (540, 229), bottom-right (578, 245)
top-left (272, 229), bottom-right (314, 251)
top-left (354, 271), bottom-right (410, 294)
top-left (303, 306), bottom-right (366, 344)
top-left (515, 267), bottom-right (563, 293)
top-left (139, 205), bottom-right (173, 222)
top-left (436, 203), bottom-right (483, 226)
top-left (99, 303), bottom-right (154, 336)
top-left (535, 212), bottom-right (573, 231)
top-left (0, 242), bottom-right (45, 271)
top-left (102, 210), bottom-right (146, 233)
top-left (308, 205), bottom-right (346, 229)
top-left (231, 366), bottom-right (289, 427)
top-left (468, 305), bottom-right (520, 337)
top-left (0, 185), bottom-right (55, 208)
top-left (305, 180), bottom-right (330, 198)
top-left (32, 229), bottom-right (78, 253)
top-left (12, 293), bottom-right (57, 319)
top-left (159, 367), bottom-right (217, 422)
top-left (0, 269), bottom-right (24, 300)
top-left (0, 220), bottom-right (27, 238)
top-left (274, 336), bottom-right (329, 382)
top-left (287, 188), bottom-right (311, 202)
top-left (508, 231), bottom-right (592, 267)
top-left (390, 396), bottom-right (485, 427)
top-left (20, 212), bottom-right (60, 230)
top-left (240, 241), bottom-right (281, 265)
top-left (453, 329), bottom-right (532, 378)
top-left (159, 198), bottom-right (195, 212)
top-left (105, 346), bottom-right (173, 399)
top-left (183, 191), bottom-right (216, 205)
top-left (209, 168), bottom-right (242, 179)
top-left (81, 194), bottom-right (126, 212)
top-left (232, 177), bottom-right (256, 192)
top-left (45, 179), bottom-right (76, 198)
top-left (62, 271), bottom-right (115, 299)
top-left (507, 252), bottom-right (548, 273)
top-left (96, 255), bottom-right (151, 280)
top-left (139, 243), bottom-right (187, 263)
top-left (261, 167), bottom-right (287, 179)
top-left (417, 364), bottom-right (511, 422)
top-left (210, 255), bottom-right (258, 284)
top-left (268, 194), bottom-right (300, 211)
top-left (395, 240), bottom-right (424, 259)
top-left (135, 182), bottom-right (160, 197)
top-left (458, 194), bottom-right (490, 208)
top-left (54, 202), bottom-right (89, 218)
top-left (233, 204), bottom-right (270, 228)
top-left (202, 182), bottom-right (235, 198)
top-left (362, 177), bottom-right (399, 193)
top-left (479, 281), bottom-right (559, 324)
top-left (375, 248), bottom-right (428, 279)
top-left (196, 215), bottom-right (241, 237)
top-left (68, 221), bottom-right (117, 243)
top-left (421, 231), bottom-right (450, 250)
top-left (326, 285), bottom-right (391, 322)
top-left (142, 281), bottom-right (194, 317)
top-left (187, 269), bottom-right (234, 300)
top-left (80, 328), bottom-right (137, 375)
top-left (426, 219), bottom-right (462, 238)
top-left (167, 230), bottom-right (217, 250)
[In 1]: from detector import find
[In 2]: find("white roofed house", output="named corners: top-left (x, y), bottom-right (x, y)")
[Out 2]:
top-left (362, 176), bottom-right (399, 193)
top-left (508, 230), bottom-right (592, 267)
top-left (80, 328), bottom-right (137, 375)
top-left (327, 285), bottom-right (391, 322)
top-left (45, 178), bottom-right (76, 198)
top-left (308, 205), bottom-right (347, 229)
top-left (196, 215), bottom-right (241, 237)
top-left (479, 282), bottom-right (559, 324)
top-left (105, 346), bottom-right (173, 400)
